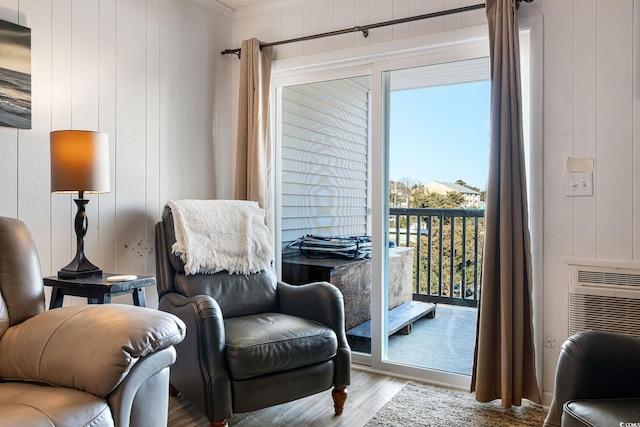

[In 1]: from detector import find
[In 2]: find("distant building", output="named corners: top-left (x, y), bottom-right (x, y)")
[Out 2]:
top-left (389, 182), bottom-right (409, 208)
top-left (423, 181), bottom-right (482, 208)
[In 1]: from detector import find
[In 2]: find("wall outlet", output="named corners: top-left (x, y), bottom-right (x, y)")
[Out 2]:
top-left (545, 338), bottom-right (556, 348)
top-left (564, 172), bottom-right (593, 197)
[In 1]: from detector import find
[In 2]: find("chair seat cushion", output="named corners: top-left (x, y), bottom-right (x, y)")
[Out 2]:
top-left (563, 398), bottom-right (640, 427)
top-left (224, 313), bottom-right (338, 380)
top-left (0, 381), bottom-right (114, 426)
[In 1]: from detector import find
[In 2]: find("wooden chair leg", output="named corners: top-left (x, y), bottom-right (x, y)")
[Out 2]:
top-left (169, 383), bottom-right (181, 397)
top-left (209, 420), bottom-right (228, 427)
top-left (332, 386), bottom-right (348, 415)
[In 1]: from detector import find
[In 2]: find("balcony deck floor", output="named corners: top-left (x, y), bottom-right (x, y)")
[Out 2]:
top-left (384, 304), bottom-right (478, 376)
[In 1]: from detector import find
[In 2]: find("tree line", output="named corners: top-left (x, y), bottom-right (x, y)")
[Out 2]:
top-left (389, 177), bottom-right (485, 302)
top-left (390, 177), bottom-right (485, 209)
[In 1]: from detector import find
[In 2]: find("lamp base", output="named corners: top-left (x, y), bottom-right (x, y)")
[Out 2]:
top-left (57, 267), bottom-right (103, 279)
top-left (58, 257), bottom-right (102, 279)
top-left (57, 196), bottom-right (103, 279)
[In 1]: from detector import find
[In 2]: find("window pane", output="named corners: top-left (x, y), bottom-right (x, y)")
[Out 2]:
top-left (385, 57), bottom-right (490, 375)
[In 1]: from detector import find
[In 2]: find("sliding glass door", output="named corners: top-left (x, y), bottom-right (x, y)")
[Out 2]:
top-left (273, 23), bottom-right (539, 387)
top-left (276, 75), bottom-right (373, 357)
top-left (382, 59), bottom-right (493, 385)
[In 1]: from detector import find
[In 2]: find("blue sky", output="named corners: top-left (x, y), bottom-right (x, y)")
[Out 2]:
top-left (388, 80), bottom-right (491, 190)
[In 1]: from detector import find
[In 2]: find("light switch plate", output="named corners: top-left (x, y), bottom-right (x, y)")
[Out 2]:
top-left (564, 172), bottom-right (593, 197)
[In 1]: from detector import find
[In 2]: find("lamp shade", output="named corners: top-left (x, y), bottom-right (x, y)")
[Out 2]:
top-left (50, 130), bottom-right (110, 194)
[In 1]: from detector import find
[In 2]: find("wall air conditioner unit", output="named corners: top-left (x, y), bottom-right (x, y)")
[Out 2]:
top-left (568, 262), bottom-right (640, 339)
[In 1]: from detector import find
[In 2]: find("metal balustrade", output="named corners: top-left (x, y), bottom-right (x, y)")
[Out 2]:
top-left (389, 208), bottom-right (485, 307)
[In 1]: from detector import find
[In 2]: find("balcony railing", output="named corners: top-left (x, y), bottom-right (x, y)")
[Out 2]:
top-left (389, 208), bottom-right (485, 308)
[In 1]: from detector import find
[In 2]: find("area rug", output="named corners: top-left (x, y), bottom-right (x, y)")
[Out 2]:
top-left (364, 382), bottom-right (547, 427)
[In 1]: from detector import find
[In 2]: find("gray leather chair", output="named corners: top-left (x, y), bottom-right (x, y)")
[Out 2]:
top-left (0, 216), bottom-right (186, 427)
top-left (544, 330), bottom-right (640, 426)
top-left (155, 206), bottom-right (351, 427)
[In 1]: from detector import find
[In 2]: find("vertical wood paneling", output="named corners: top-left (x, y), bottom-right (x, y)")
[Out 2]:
top-left (354, 0), bottom-right (370, 47)
top-left (409, 0), bottom-right (443, 37)
top-left (0, 131), bottom-right (17, 218)
top-left (19, 0), bottom-right (52, 277)
top-left (98, 0), bottom-right (117, 274)
top-left (277, 6), bottom-right (304, 58)
top-left (635, 0), bottom-right (640, 259)
top-left (71, 0), bottom-right (101, 270)
top-left (302, 0), bottom-right (333, 55)
top-left (0, 1), bottom-right (18, 219)
top-left (460, 0), bottom-right (488, 28)
top-left (268, 11), bottom-right (281, 43)
top-left (181, 2), bottom-right (214, 200)
top-left (212, 9), bottom-right (235, 200)
top-left (71, 0), bottom-right (99, 130)
top-left (540, 0), bottom-right (575, 400)
top-left (235, 14), bottom-right (270, 49)
top-left (368, 0), bottom-right (393, 44)
top-left (573, 0), bottom-right (597, 258)
top-left (443, 0), bottom-right (462, 31)
top-left (596, 1), bottom-right (634, 258)
top-left (145, 0), bottom-right (161, 307)
top-left (0, 0), bottom-right (232, 310)
top-left (115, 0), bottom-right (148, 274)
top-left (333, 0), bottom-right (355, 50)
top-left (392, 0), bottom-right (410, 41)
top-left (159, 0), bottom-right (183, 205)
top-left (50, 0), bottom-right (74, 279)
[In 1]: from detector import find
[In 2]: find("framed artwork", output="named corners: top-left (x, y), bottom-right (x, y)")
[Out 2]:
top-left (0, 20), bottom-right (31, 129)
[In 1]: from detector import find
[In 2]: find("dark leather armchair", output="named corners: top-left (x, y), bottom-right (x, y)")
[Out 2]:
top-left (155, 206), bottom-right (351, 427)
top-left (0, 216), bottom-right (186, 427)
top-left (544, 330), bottom-right (640, 427)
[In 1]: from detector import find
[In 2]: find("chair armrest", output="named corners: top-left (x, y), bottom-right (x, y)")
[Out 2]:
top-left (159, 292), bottom-right (226, 356)
top-left (159, 292), bottom-right (233, 421)
top-left (544, 330), bottom-right (640, 427)
top-left (108, 346), bottom-right (177, 427)
top-left (278, 281), bottom-right (345, 333)
top-left (278, 281), bottom-right (351, 387)
top-left (0, 304), bottom-right (185, 398)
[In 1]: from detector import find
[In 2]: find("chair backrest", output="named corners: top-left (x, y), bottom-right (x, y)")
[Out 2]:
top-left (156, 206), bottom-right (278, 318)
top-left (0, 217), bottom-right (46, 338)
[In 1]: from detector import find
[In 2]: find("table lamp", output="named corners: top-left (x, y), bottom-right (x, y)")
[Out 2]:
top-left (50, 130), bottom-right (110, 279)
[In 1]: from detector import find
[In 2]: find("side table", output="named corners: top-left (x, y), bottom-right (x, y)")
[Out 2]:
top-left (44, 274), bottom-right (156, 309)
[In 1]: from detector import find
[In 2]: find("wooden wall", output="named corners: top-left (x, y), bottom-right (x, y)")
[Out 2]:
top-left (3, 0), bottom-right (639, 403)
top-left (0, 0), bottom-right (234, 308)
top-left (539, 0), bottom-right (639, 403)
top-left (231, 0), bottom-right (640, 404)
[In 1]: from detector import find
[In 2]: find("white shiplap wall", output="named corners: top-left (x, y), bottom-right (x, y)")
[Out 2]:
top-left (0, 0), bottom-right (234, 308)
top-left (281, 78), bottom-right (369, 244)
top-left (231, 0), bottom-right (640, 404)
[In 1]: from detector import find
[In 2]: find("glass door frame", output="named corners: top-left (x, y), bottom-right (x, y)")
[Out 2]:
top-left (369, 45), bottom-right (490, 389)
top-left (270, 17), bottom-right (542, 389)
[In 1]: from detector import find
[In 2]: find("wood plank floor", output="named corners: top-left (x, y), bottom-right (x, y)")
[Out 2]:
top-left (168, 367), bottom-right (407, 427)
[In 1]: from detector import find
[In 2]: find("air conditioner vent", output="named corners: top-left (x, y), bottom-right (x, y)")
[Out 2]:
top-left (569, 261), bottom-right (640, 339)
top-left (577, 270), bottom-right (640, 287)
top-left (569, 293), bottom-right (640, 338)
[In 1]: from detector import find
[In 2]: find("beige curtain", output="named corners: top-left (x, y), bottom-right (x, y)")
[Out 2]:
top-left (470, 0), bottom-right (541, 408)
top-left (234, 38), bottom-right (273, 211)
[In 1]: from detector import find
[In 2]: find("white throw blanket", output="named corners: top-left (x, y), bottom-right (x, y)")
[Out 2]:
top-left (167, 199), bottom-right (274, 275)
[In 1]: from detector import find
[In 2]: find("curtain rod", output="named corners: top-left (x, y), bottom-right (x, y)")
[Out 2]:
top-left (221, 3), bottom-right (487, 58)
top-left (221, 1), bottom-right (534, 58)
